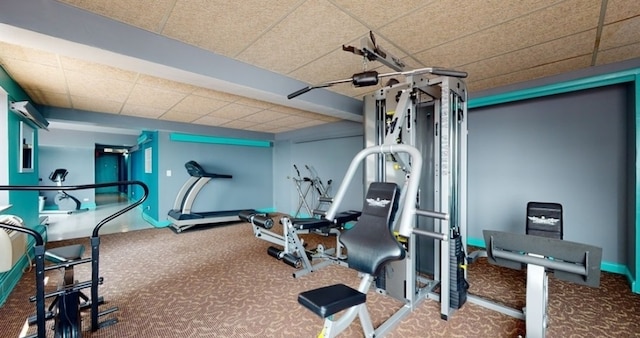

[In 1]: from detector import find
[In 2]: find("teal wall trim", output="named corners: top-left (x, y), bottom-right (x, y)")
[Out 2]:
top-left (469, 69), bottom-right (638, 109)
top-left (142, 210), bottom-right (170, 228)
top-left (170, 132), bottom-right (272, 148)
top-left (256, 207), bottom-right (276, 214)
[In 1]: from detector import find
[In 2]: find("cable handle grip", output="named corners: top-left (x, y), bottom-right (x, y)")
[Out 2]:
top-left (287, 87), bottom-right (312, 99)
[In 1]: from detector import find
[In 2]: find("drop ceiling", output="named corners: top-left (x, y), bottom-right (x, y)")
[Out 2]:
top-left (0, 0), bottom-right (639, 136)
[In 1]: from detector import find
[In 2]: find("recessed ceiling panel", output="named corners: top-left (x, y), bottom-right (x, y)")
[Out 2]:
top-left (71, 95), bottom-right (122, 114)
top-left (604, 0), bottom-right (640, 24)
top-left (597, 42), bottom-right (640, 66)
top-left (65, 69), bottom-right (134, 102)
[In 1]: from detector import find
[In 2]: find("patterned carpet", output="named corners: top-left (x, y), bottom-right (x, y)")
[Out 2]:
top-left (1, 217), bottom-right (639, 337)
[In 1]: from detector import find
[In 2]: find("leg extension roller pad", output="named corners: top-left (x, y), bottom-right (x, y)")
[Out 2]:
top-left (298, 284), bottom-right (366, 318)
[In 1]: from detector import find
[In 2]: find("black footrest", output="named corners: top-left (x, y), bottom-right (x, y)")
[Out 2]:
top-left (298, 284), bottom-right (365, 318)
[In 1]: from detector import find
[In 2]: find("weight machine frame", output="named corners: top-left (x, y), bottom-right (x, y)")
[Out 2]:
top-left (362, 68), bottom-right (468, 320)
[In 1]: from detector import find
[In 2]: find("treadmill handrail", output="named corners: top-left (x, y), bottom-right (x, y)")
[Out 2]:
top-left (185, 160), bottom-right (232, 179)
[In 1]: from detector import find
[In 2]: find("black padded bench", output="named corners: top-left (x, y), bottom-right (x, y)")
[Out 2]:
top-left (298, 284), bottom-right (365, 318)
top-left (291, 210), bottom-right (361, 230)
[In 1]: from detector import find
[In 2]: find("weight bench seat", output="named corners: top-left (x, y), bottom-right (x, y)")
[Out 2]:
top-left (291, 211), bottom-right (362, 230)
top-left (45, 244), bottom-right (85, 263)
top-left (298, 283), bottom-right (366, 318)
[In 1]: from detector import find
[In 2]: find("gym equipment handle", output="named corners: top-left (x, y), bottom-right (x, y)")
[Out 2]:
top-left (287, 87), bottom-right (312, 99)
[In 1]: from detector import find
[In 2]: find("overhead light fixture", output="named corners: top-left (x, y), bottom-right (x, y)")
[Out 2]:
top-left (9, 101), bottom-right (49, 130)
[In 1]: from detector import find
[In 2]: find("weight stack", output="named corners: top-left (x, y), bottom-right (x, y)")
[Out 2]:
top-left (449, 233), bottom-right (468, 309)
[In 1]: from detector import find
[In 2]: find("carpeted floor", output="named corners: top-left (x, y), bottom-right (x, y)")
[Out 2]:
top-left (1, 217), bottom-right (639, 337)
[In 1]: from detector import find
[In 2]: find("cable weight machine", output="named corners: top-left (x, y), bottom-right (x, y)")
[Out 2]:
top-left (288, 30), bottom-right (469, 320)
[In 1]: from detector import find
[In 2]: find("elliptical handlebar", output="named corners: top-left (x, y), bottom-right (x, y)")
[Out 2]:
top-left (0, 181), bottom-right (149, 238)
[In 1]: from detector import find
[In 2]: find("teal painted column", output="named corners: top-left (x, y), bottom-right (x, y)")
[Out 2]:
top-left (635, 73), bottom-right (640, 293)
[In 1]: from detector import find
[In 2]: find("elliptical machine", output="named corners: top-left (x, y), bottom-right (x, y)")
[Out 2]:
top-left (0, 181), bottom-right (148, 338)
top-left (46, 169), bottom-right (85, 214)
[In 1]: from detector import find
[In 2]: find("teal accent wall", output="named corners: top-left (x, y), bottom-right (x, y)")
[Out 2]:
top-left (131, 131), bottom-right (161, 225)
top-left (468, 67), bottom-right (640, 294)
top-left (0, 66), bottom-right (47, 305)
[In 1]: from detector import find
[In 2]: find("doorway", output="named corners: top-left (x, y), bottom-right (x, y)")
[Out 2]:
top-left (94, 144), bottom-right (129, 206)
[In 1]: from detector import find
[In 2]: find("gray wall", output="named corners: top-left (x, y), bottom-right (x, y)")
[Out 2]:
top-left (158, 131), bottom-right (273, 220)
top-left (274, 121), bottom-right (365, 216)
top-left (38, 129), bottom-right (138, 206)
top-left (468, 84), bottom-right (629, 264)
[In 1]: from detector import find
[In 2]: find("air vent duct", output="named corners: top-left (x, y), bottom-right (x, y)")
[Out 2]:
top-left (9, 101), bottom-right (49, 130)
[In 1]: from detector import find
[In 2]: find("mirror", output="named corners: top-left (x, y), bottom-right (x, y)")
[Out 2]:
top-left (19, 121), bottom-right (34, 173)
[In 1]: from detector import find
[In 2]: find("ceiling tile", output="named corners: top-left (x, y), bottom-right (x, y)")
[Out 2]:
top-left (170, 95), bottom-right (229, 114)
top-left (1, 59), bottom-right (67, 94)
top-left (234, 97), bottom-right (275, 109)
top-left (208, 103), bottom-right (262, 119)
top-left (191, 87), bottom-right (243, 102)
top-left (71, 95), bottom-right (122, 114)
top-left (596, 42), bottom-right (640, 66)
top-left (274, 114), bottom-right (313, 125)
top-left (26, 90), bottom-right (70, 108)
top-left (162, 0), bottom-right (301, 57)
top-left (120, 103), bottom-right (166, 118)
top-left (468, 55), bottom-right (592, 92)
top-left (193, 115), bottom-right (232, 127)
top-left (463, 30), bottom-right (595, 82)
top-left (604, 0), bottom-right (640, 24)
top-left (240, 110), bottom-right (290, 123)
top-left (0, 42), bottom-right (59, 66)
top-left (599, 16), bottom-right (640, 50)
top-left (331, 0), bottom-right (428, 29)
top-left (136, 74), bottom-right (197, 93)
top-left (379, 0), bottom-right (564, 55)
top-left (244, 124), bottom-right (279, 132)
top-left (414, 0), bottom-right (600, 68)
top-left (58, 0), bottom-right (176, 32)
top-left (65, 69), bottom-right (134, 102)
top-left (59, 56), bottom-right (138, 81)
top-left (126, 84), bottom-right (188, 109)
top-left (160, 110), bottom-right (204, 123)
top-left (221, 120), bottom-right (258, 130)
top-left (237, 0), bottom-right (369, 74)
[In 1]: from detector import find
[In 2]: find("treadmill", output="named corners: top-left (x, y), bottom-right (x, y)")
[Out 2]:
top-left (168, 161), bottom-right (254, 233)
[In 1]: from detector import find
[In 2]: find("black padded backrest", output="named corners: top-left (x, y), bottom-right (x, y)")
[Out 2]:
top-left (526, 202), bottom-right (563, 240)
top-left (340, 182), bottom-right (405, 275)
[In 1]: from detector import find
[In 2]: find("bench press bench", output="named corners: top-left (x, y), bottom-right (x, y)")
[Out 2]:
top-left (239, 210), bottom-right (361, 278)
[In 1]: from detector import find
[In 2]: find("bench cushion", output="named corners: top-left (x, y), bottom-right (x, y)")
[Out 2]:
top-left (298, 284), bottom-right (366, 318)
